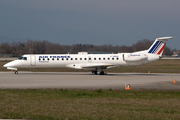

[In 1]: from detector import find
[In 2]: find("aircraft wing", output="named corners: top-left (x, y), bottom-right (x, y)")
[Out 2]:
top-left (81, 63), bottom-right (115, 69)
top-left (66, 63), bottom-right (116, 70)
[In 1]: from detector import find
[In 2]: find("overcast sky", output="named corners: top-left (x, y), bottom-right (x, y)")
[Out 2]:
top-left (0, 0), bottom-right (179, 49)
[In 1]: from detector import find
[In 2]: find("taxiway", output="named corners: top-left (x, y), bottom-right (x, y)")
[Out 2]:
top-left (0, 72), bottom-right (179, 89)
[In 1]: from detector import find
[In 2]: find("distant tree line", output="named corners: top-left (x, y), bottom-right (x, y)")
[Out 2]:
top-left (0, 39), bottom-right (173, 57)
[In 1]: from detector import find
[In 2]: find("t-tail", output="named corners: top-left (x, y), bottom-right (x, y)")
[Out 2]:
top-left (147, 37), bottom-right (175, 56)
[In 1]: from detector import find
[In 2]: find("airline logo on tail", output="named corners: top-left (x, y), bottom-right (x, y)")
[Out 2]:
top-left (148, 41), bottom-right (166, 55)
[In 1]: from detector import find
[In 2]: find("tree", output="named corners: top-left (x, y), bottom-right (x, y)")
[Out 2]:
top-left (132, 39), bottom-right (153, 52)
top-left (0, 42), bottom-right (12, 54)
top-left (0, 39), bottom-right (173, 56)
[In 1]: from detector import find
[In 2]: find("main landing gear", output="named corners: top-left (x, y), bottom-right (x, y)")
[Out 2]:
top-left (92, 68), bottom-right (105, 75)
top-left (99, 71), bottom-right (104, 75)
top-left (92, 71), bottom-right (104, 75)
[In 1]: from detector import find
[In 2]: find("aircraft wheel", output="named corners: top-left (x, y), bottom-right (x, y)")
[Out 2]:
top-left (15, 71), bottom-right (18, 74)
top-left (97, 71), bottom-right (100, 75)
top-left (97, 71), bottom-right (104, 75)
top-left (92, 71), bottom-right (97, 75)
top-left (100, 71), bottom-right (104, 75)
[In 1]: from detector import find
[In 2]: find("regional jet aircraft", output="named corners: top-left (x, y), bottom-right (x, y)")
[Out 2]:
top-left (3, 37), bottom-right (174, 75)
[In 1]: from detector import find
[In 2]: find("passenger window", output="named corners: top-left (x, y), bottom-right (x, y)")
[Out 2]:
top-left (103, 58), bottom-right (105, 60)
top-left (62, 58), bottom-right (64, 60)
top-left (117, 58), bottom-right (119, 60)
top-left (80, 58), bottom-right (82, 60)
top-left (75, 58), bottom-right (77, 60)
top-left (47, 58), bottom-right (49, 61)
top-left (43, 58), bottom-right (45, 61)
top-left (39, 58), bottom-right (41, 61)
top-left (112, 58), bottom-right (114, 60)
top-left (99, 58), bottom-right (101, 60)
top-left (108, 58), bottom-right (110, 60)
top-left (84, 58), bottom-right (87, 60)
top-left (57, 58), bottom-right (59, 60)
top-left (66, 58), bottom-right (68, 60)
top-left (89, 58), bottom-right (91, 60)
top-left (94, 58), bottom-right (96, 60)
top-left (52, 58), bottom-right (54, 60)
top-left (71, 58), bottom-right (73, 60)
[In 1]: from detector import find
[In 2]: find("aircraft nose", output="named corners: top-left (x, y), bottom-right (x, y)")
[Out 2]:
top-left (3, 63), bottom-right (9, 67)
top-left (3, 61), bottom-right (15, 68)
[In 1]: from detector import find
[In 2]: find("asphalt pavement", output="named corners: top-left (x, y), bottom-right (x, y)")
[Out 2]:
top-left (0, 72), bottom-right (179, 89)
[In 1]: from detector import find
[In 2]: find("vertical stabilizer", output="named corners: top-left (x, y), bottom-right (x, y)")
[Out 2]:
top-left (148, 37), bottom-right (174, 56)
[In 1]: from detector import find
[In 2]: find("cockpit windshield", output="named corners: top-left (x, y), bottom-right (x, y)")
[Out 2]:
top-left (18, 56), bottom-right (27, 60)
top-left (18, 56), bottom-right (23, 60)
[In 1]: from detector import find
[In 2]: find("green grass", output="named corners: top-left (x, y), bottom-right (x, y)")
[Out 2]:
top-left (1, 59), bottom-right (180, 73)
top-left (0, 89), bottom-right (180, 119)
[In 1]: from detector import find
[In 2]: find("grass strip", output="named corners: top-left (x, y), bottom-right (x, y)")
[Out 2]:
top-left (0, 89), bottom-right (180, 119)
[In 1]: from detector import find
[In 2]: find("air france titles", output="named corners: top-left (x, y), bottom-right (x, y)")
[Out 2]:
top-left (39, 56), bottom-right (70, 63)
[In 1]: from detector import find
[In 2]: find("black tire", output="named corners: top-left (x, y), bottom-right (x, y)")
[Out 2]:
top-left (100, 71), bottom-right (104, 75)
top-left (15, 71), bottom-right (18, 74)
top-left (92, 71), bottom-right (98, 75)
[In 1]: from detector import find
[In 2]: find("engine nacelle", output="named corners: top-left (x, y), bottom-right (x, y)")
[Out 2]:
top-left (123, 53), bottom-right (148, 62)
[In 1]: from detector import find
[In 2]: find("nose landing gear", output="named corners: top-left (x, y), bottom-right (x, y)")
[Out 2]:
top-left (15, 71), bottom-right (18, 74)
top-left (11, 70), bottom-right (18, 74)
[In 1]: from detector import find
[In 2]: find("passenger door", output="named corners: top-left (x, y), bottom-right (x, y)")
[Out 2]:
top-left (30, 55), bottom-right (36, 66)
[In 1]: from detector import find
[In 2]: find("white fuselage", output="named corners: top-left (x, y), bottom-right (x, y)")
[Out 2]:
top-left (4, 52), bottom-right (159, 71)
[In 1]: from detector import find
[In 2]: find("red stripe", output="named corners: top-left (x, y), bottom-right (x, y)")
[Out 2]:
top-left (157, 43), bottom-right (166, 55)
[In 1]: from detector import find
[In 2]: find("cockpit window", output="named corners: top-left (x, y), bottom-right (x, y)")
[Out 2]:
top-left (18, 56), bottom-right (23, 60)
top-left (18, 56), bottom-right (27, 60)
top-left (23, 57), bottom-right (27, 60)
